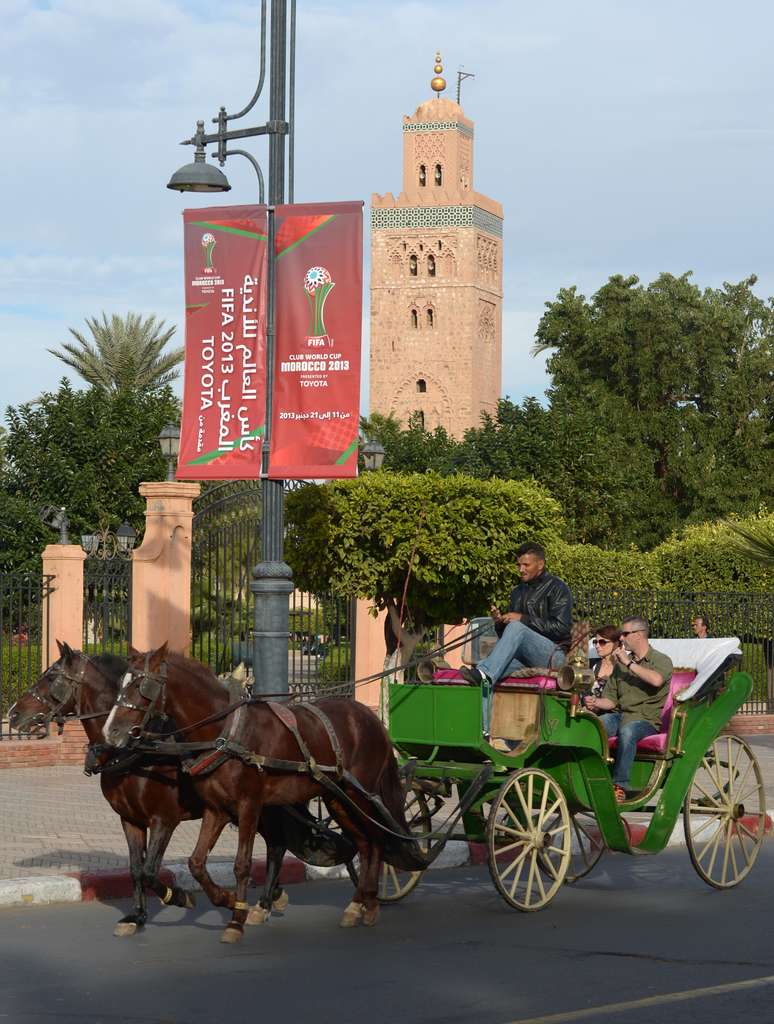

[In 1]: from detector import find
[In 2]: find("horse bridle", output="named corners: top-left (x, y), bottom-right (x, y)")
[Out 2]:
top-left (113, 654), bottom-right (168, 739)
top-left (26, 655), bottom-right (112, 734)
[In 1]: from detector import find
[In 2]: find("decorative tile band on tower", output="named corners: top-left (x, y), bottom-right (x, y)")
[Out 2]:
top-left (372, 205), bottom-right (503, 238)
top-left (402, 121), bottom-right (475, 139)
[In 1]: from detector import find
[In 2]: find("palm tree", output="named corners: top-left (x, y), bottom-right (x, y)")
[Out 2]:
top-left (726, 520), bottom-right (774, 567)
top-left (49, 313), bottom-right (185, 393)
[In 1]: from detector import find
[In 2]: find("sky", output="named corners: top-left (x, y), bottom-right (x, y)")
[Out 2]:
top-left (2, 0), bottom-right (774, 417)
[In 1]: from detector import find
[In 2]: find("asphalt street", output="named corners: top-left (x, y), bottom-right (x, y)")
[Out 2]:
top-left (2, 847), bottom-right (774, 1024)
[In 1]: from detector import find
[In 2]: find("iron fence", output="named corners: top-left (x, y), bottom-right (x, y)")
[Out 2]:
top-left (0, 572), bottom-right (53, 739)
top-left (191, 481), bottom-right (354, 697)
top-left (573, 589), bottom-right (774, 713)
top-left (83, 558), bottom-right (132, 658)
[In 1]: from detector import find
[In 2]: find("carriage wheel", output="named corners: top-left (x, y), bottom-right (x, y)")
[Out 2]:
top-left (565, 811), bottom-right (605, 884)
top-left (683, 736), bottom-right (766, 890)
top-left (378, 788), bottom-right (432, 903)
top-left (487, 768), bottom-right (572, 911)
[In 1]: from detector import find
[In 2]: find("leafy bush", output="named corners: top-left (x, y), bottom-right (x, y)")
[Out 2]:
top-left (652, 514), bottom-right (774, 592)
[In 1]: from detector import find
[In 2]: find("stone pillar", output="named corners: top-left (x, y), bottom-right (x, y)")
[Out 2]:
top-left (41, 545), bottom-right (86, 668)
top-left (131, 482), bottom-right (200, 655)
top-left (443, 622), bottom-right (467, 668)
top-left (353, 600), bottom-right (387, 712)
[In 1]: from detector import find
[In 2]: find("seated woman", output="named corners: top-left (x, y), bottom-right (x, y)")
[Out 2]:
top-left (589, 624), bottom-right (622, 697)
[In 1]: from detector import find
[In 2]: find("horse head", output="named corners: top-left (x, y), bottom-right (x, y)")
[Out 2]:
top-left (103, 643), bottom-right (169, 749)
top-left (9, 640), bottom-right (97, 735)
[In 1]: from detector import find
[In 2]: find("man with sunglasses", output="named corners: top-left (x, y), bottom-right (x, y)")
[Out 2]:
top-left (583, 616), bottom-right (672, 802)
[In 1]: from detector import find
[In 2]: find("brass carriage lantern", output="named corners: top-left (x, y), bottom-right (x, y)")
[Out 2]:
top-left (361, 439), bottom-right (386, 473)
top-left (158, 423), bottom-right (181, 481)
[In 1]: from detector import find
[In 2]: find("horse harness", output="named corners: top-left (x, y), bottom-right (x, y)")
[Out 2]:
top-left (28, 655), bottom-right (116, 733)
top-left (122, 659), bottom-right (345, 784)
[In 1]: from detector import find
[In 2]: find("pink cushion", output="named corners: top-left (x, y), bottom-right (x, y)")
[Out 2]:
top-left (431, 669), bottom-right (557, 690)
top-left (607, 670), bottom-right (696, 755)
top-left (495, 676), bottom-right (557, 691)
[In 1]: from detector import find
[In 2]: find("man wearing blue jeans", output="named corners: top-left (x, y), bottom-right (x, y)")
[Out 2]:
top-left (459, 543), bottom-right (572, 738)
top-left (583, 616), bottom-right (672, 802)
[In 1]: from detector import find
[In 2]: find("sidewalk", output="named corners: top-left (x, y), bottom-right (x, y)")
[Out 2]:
top-left (2, 738), bottom-right (774, 906)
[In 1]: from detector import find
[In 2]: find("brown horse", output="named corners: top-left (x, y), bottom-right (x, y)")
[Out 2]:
top-left (103, 644), bottom-right (409, 941)
top-left (8, 642), bottom-right (289, 936)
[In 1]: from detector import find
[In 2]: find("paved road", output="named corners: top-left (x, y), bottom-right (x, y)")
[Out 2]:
top-left (2, 848), bottom-right (774, 1024)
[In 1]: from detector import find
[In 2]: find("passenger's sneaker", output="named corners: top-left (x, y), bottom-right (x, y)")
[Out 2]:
top-left (489, 737), bottom-right (515, 754)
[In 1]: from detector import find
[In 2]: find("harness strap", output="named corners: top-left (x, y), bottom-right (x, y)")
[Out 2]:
top-left (265, 702), bottom-right (322, 779)
top-left (300, 703), bottom-right (344, 779)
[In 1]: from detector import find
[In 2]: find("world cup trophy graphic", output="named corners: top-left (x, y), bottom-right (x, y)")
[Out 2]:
top-left (201, 232), bottom-right (216, 274)
top-left (303, 266), bottom-right (335, 346)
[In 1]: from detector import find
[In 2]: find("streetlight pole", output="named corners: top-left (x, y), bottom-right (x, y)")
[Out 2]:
top-left (254, 0), bottom-right (294, 697)
top-left (167, 0), bottom-right (295, 697)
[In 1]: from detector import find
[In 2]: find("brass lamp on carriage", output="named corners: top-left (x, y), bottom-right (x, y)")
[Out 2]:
top-left (556, 643), bottom-right (596, 718)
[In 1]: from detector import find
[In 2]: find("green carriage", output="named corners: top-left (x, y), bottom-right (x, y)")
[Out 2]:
top-left (384, 632), bottom-right (767, 911)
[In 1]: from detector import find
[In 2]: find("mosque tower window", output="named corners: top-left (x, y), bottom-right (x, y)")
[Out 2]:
top-left (419, 164), bottom-right (427, 187)
top-left (427, 254), bottom-right (436, 277)
top-left (434, 163), bottom-right (443, 186)
top-left (409, 254), bottom-right (417, 276)
top-left (426, 307), bottom-right (434, 328)
top-left (411, 308), bottom-right (419, 329)
top-left (417, 379), bottom-right (427, 393)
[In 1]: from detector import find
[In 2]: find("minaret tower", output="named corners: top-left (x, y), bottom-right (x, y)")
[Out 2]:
top-left (369, 54), bottom-right (503, 436)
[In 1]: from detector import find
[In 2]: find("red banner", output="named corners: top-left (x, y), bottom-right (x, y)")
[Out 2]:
top-left (268, 202), bottom-right (363, 479)
top-left (177, 205), bottom-right (267, 479)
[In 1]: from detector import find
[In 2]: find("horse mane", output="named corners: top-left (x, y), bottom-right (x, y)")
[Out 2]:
top-left (164, 652), bottom-right (221, 690)
top-left (95, 652), bottom-right (128, 676)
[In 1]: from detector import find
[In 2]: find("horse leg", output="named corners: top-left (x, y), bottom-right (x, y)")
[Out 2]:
top-left (221, 799), bottom-right (262, 944)
top-left (142, 821), bottom-right (196, 911)
top-left (115, 821), bottom-right (148, 937)
top-left (247, 841), bottom-right (287, 925)
top-left (188, 807), bottom-right (232, 911)
top-left (359, 837), bottom-right (383, 927)
top-left (326, 797), bottom-right (371, 928)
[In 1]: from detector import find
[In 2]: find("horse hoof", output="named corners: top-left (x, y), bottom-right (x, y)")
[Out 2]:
top-left (221, 926), bottom-right (244, 944)
top-left (246, 906), bottom-right (271, 926)
top-left (183, 890), bottom-right (196, 910)
top-left (272, 890), bottom-right (289, 913)
top-left (113, 921), bottom-right (139, 938)
top-left (339, 901), bottom-right (364, 928)
top-left (362, 905), bottom-right (380, 927)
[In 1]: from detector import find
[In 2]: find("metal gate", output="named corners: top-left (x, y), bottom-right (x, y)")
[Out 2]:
top-left (191, 482), bottom-right (353, 696)
top-left (0, 571), bottom-right (53, 739)
top-left (83, 558), bottom-right (132, 657)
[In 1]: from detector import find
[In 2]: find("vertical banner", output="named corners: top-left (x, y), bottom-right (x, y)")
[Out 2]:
top-left (177, 205), bottom-right (268, 479)
top-left (268, 201), bottom-right (363, 479)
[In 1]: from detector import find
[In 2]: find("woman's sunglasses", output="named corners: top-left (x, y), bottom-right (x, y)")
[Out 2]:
top-left (592, 637), bottom-right (614, 646)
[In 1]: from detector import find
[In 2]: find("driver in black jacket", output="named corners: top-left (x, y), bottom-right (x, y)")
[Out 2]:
top-left (460, 543), bottom-right (572, 731)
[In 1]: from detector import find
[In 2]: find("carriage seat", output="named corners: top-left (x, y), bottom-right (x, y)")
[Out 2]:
top-left (430, 668), bottom-right (558, 691)
top-left (606, 671), bottom-right (695, 755)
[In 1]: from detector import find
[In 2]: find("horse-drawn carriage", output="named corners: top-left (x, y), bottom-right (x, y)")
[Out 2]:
top-left (384, 627), bottom-right (767, 910)
top-left (7, 624), bottom-right (767, 938)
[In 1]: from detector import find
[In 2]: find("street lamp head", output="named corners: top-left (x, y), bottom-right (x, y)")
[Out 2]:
top-left (116, 522), bottom-right (137, 555)
top-left (361, 439), bottom-right (386, 472)
top-left (167, 146), bottom-right (231, 193)
top-left (159, 423), bottom-right (181, 481)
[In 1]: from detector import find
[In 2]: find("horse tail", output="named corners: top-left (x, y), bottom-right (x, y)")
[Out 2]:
top-left (376, 744), bottom-right (409, 830)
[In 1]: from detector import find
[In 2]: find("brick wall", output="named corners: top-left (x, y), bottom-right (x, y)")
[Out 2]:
top-left (0, 720), bottom-right (89, 770)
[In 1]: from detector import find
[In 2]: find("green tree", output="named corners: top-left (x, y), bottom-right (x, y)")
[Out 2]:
top-left (0, 379), bottom-right (180, 570)
top-left (285, 472), bottom-right (565, 667)
top-left (534, 273), bottom-right (774, 543)
top-left (49, 312), bottom-right (184, 393)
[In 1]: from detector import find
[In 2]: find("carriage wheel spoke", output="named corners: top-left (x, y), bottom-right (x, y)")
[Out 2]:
top-left (494, 820), bottom-right (530, 841)
top-left (692, 777), bottom-right (724, 809)
top-left (500, 843), bottom-right (530, 883)
top-left (533, 860), bottom-right (547, 903)
top-left (698, 822), bottom-right (723, 867)
top-left (737, 820), bottom-right (762, 842)
top-left (507, 846), bottom-right (530, 894)
top-left (720, 820), bottom-right (733, 885)
top-left (524, 851), bottom-right (538, 905)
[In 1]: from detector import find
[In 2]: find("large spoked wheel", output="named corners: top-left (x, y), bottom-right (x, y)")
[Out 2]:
top-left (565, 811), bottom-right (605, 884)
top-left (378, 788), bottom-right (432, 903)
top-left (683, 736), bottom-right (766, 889)
top-left (487, 768), bottom-right (572, 911)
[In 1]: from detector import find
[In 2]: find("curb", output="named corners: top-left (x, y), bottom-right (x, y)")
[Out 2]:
top-left (1, 815), bottom-right (771, 910)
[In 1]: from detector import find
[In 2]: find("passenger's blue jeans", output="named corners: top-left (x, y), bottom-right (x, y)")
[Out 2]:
top-left (477, 621), bottom-right (565, 734)
top-left (598, 712), bottom-right (658, 789)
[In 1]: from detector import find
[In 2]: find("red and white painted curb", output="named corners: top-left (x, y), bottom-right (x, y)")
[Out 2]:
top-left (1, 814), bottom-right (771, 909)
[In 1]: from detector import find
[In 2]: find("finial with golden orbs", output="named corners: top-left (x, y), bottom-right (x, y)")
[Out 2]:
top-left (431, 51), bottom-right (446, 94)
